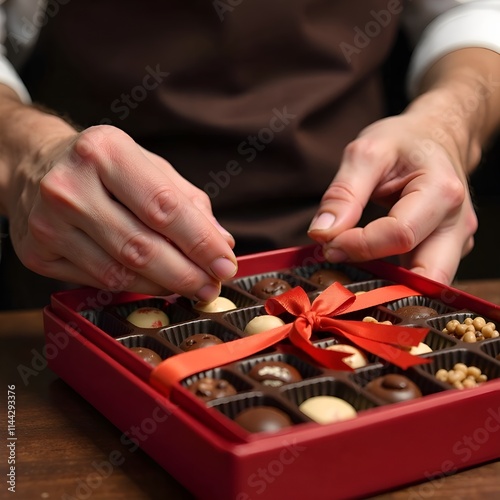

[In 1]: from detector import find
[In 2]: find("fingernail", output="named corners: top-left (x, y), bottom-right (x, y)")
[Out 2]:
top-left (308, 213), bottom-right (336, 232)
top-left (195, 283), bottom-right (221, 303)
top-left (324, 248), bottom-right (348, 262)
top-left (210, 256), bottom-right (238, 280)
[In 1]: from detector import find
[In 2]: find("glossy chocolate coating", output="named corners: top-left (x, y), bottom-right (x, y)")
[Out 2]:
top-left (188, 377), bottom-right (237, 402)
top-left (129, 347), bottom-right (162, 367)
top-left (250, 277), bottom-right (292, 299)
top-left (234, 406), bottom-right (292, 433)
top-left (179, 333), bottom-right (223, 352)
top-left (365, 373), bottom-right (422, 404)
top-left (394, 305), bottom-right (438, 322)
top-left (248, 361), bottom-right (302, 387)
top-left (309, 268), bottom-right (351, 287)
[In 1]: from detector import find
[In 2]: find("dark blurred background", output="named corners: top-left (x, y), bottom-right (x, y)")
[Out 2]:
top-left (1, 30), bottom-right (499, 311)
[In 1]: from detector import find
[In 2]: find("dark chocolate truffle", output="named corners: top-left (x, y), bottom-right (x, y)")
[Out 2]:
top-left (250, 277), bottom-right (292, 299)
top-left (179, 333), bottom-right (223, 352)
top-left (234, 406), bottom-right (293, 433)
top-left (248, 361), bottom-right (303, 387)
top-left (365, 373), bottom-right (422, 404)
top-left (188, 377), bottom-right (237, 402)
top-left (394, 305), bottom-right (438, 322)
top-left (129, 347), bottom-right (162, 367)
top-left (309, 268), bottom-right (351, 287)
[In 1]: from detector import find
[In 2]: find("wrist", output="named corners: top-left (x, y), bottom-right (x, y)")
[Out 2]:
top-left (404, 78), bottom-right (485, 174)
top-left (0, 88), bottom-right (76, 216)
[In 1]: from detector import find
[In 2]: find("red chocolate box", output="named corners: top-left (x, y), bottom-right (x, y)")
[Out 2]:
top-left (43, 244), bottom-right (500, 500)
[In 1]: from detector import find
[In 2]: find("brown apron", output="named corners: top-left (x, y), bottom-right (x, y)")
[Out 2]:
top-left (4, 0), bottom-right (403, 308)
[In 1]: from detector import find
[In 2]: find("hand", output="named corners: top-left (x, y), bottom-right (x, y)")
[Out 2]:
top-left (8, 123), bottom-right (237, 300)
top-left (307, 90), bottom-right (480, 285)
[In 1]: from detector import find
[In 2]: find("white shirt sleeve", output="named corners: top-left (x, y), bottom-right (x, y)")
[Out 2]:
top-left (0, 0), bottom-right (45, 103)
top-left (404, 0), bottom-right (500, 96)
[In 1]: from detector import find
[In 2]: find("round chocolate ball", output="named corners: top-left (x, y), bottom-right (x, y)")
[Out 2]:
top-left (299, 396), bottom-right (357, 424)
top-left (187, 377), bottom-right (237, 402)
top-left (126, 307), bottom-right (170, 328)
top-left (234, 406), bottom-right (292, 433)
top-left (394, 305), bottom-right (438, 322)
top-left (129, 347), bottom-right (163, 367)
top-left (248, 361), bottom-right (303, 388)
top-left (250, 277), bottom-right (292, 299)
top-left (244, 315), bottom-right (285, 335)
top-left (194, 296), bottom-right (237, 313)
top-left (309, 268), bottom-right (351, 287)
top-left (365, 373), bottom-right (422, 404)
top-left (179, 333), bottom-right (223, 352)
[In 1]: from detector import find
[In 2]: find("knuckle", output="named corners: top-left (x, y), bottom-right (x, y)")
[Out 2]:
top-left (119, 233), bottom-right (158, 269)
top-left (344, 137), bottom-right (385, 165)
top-left (185, 227), bottom-right (212, 259)
top-left (395, 220), bottom-right (418, 253)
top-left (74, 125), bottom-right (128, 163)
top-left (27, 213), bottom-right (58, 246)
top-left (441, 177), bottom-right (466, 208)
top-left (172, 268), bottom-right (200, 294)
top-left (99, 263), bottom-right (139, 291)
top-left (21, 250), bottom-right (51, 276)
top-left (143, 187), bottom-right (181, 229)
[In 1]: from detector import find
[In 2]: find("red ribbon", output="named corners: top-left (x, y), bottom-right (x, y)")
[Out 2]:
top-left (151, 283), bottom-right (430, 396)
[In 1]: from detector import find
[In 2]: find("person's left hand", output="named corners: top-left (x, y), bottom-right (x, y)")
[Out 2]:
top-left (307, 93), bottom-right (480, 285)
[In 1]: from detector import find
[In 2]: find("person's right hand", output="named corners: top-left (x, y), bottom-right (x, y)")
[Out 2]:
top-left (7, 123), bottom-right (237, 301)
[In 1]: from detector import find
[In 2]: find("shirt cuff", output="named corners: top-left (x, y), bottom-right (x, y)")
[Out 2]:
top-left (0, 54), bottom-right (31, 103)
top-left (407, 5), bottom-right (500, 97)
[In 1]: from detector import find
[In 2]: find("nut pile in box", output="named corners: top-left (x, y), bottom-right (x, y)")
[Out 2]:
top-left (77, 261), bottom-right (500, 434)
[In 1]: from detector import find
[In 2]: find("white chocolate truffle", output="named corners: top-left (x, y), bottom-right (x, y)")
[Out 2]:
top-left (194, 296), bottom-right (237, 313)
top-left (299, 396), bottom-right (357, 424)
top-left (244, 315), bottom-right (285, 335)
top-left (126, 307), bottom-right (170, 328)
top-left (325, 344), bottom-right (368, 369)
top-left (409, 342), bottom-right (433, 355)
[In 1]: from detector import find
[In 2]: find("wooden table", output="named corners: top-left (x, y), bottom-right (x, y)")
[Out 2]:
top-left (1, 280), bottom-right (500, 499)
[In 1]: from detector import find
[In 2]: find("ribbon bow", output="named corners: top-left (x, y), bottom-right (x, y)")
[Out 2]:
top-left (151, 282), bottom-right (430, 396)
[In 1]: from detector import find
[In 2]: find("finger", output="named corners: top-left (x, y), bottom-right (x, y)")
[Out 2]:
top-left (308, 137), bottom-right (398, 243)
top-left (322, 157), bottom-right (466, 262)
top-left (140, 147), bottom-right (236, 247)
top-left (27, 217), bottom-right (222, 298)
top-left (73, 128), bottom-right (238, 280)
top-left (400, 234), bottom-right (475, 285)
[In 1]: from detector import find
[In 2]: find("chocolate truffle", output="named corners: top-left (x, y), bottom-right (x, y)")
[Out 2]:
top-left (194, 297), bottom-right (237, 313)
top-left (234, 406), bottom-right (292, 433)
top-left (244, 315), bottom-right (285, 335)
top-left (394, 305), bottom-right (438, 322)
top-left (129, 347), bottom-right (162, 367)
top-left (179, 333), bottom-right (223, 351)
top-left (250, 277), bottom-right (292, 299)
top-left (187, 377), bottom-right (237, 402)
top-left (299, 396), bottom-right (357, 424)
top-left (126, 307), bottom-right (170, 328)
top-left (248, 361), bottom-right (302, 387)
top-left (309, 268), bottom-right (351, 287)
top-left (325, 344), bottom-right (368, 369)
top-left (365, 373), bottom-right (422, 404)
